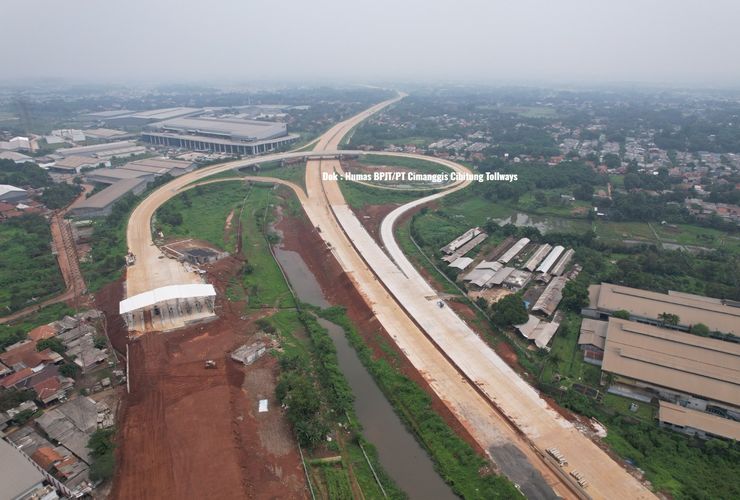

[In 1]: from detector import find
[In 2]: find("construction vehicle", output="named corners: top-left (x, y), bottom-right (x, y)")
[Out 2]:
top-left (204, 360), bottom-right (216, 369)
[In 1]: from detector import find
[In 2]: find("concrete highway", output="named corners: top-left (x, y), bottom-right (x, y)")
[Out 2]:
top-left (125, 94), bottom-right (656, 499)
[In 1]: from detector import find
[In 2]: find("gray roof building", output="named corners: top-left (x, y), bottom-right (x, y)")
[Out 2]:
top-left (0, 438), bottom-right (46, 500)
top-left (68, 178), bottom-right (149, 217)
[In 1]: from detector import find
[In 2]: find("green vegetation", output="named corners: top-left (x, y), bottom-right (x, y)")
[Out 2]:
top-left (489, 293), bottom-right (528, 328)
top-left (240, 186), bottom-right (296, 308)
top-left (156, 182), bottom-right (247, 251)
top-left (339, 179), bottom-right (434, 210)
top-left (36, 337), bottom-right (66, 354)
top-left (0, 214), bottom-right (65, 315)
top-left (81, 174), bottom-right (177, 291)
top-left (0, 388), bottom-right (36, 411)
top-left (316, 306), bottom-right (522, 499)
top-left (0, 159), bottom-right (51, 188)
top-left (38, 182), bottom-right (82, 209)
top-left (0, 303), bottom-right (74, 350)
top-left (246, 161), bottom-right (307, 190)
top-left (87, 428), bottom-right (116, 482)
top-left (358, 154), bottom-right (453, 175)
top-left (80, 193), bottom-right (136, 292)
top-left (536, 311), bottom-right (739, 499)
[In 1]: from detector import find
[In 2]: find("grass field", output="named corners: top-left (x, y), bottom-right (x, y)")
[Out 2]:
top-left (358, 154), bottom-right (453, 174)
top-left (156, 181), bottom-right (248, 252)
top-left (0, 216), bottom-right (65, 315)
top-left (338, 179), bottom-right (430, 210)
top-left (249, 161), bottom-right (308, 190)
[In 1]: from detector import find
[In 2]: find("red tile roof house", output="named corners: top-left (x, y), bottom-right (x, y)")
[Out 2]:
top-left (28, 324), bottom-right (57, 342)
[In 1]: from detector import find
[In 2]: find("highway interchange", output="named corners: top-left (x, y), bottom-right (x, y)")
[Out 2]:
top-left (125, 94), bottom-right (655, 499)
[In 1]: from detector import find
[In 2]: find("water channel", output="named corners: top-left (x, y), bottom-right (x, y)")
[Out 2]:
top-left (273, 247), bottom-right (457, 499)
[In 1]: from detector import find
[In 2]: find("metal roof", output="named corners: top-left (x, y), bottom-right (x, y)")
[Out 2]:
top-left (0, 184), bottom-right (25, 196)
top-left (578, 318), bottom-right (608, 350)
top-left (0, 439), bottom-right (44, 498)
top-left (659, 401), bottom-right (740, 440)
top-left (498, 237), bottom-right (530, 264)
top-left (588, 283), bottom-right (740, 335)
top-left (524, 243), bottom-right (552, 271)
top-left (602, 318), bottom-right (740, 407)
top-left (536, 245), bottom-right (565, 274)
top-left (69, 178), bottom-right (148, 210)
top-left (148, 115), bottom-right (287, 142)
top-left (120, 284), bottom-right (216, 314)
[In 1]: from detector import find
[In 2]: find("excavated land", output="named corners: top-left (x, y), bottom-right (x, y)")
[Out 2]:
top-left (102, 257), bottom-right (308, 500)
top-left (277, 213), bottom-right (485, 457)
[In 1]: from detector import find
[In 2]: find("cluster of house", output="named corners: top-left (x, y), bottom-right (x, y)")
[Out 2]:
top-left (0, 184), bottom-right (47, 220)
top-left (0, 309), bottom-right (120, 499)
top-left (578, 283), bottom-right (740, 442)
top-left (0, 310), bottom-right (108, 407)
top-left (685, 198), bottom-right (740, 224)
top-left (441, 228), bottom-right (579, 349)
top-left (1, 395), bottom-right (115, 498)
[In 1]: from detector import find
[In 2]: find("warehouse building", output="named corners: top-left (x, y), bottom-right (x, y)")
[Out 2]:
top-left (68, 178), bottom-right (149, 217)
top-left (536, 245), bottom-right (565, 274)
top-left (577, 318), bottom-right (609, 365)
top-left (600, 317), bottom-right (740, 440)
top-left (49, 155), bottom-right (108, 173)
top-left (84, 167), bottom-right (155, 185)
top-left (584, 283), bottom-right (740, 336)
top-left (121, 157), bottom-right (194, 176)
top-left (57, 140), bottom-right (146, 160)
top-left (0, 184), bottom-right (28, 202)
top-left (141, 115), bottom-right (299, 155)
top-left (0, 439), bottom-right (48, 500)
top-left (524, 243), bottom-right (552, 271)
top-left (85, 107), bottom-right (201, 127)
top-left (497, 237), bottom-right (530, 264)
top-left (532, 276), bottom-right (567, 316)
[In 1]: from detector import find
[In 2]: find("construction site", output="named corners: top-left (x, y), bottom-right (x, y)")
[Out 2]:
top-left (104, 95), bottom-right (657, 499)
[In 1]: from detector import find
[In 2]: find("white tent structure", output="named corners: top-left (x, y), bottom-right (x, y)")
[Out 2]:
top-left (120, 284), bottom-right (216, 330)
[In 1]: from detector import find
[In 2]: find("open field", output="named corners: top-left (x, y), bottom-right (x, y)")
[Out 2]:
top-left (0, 215), bottom-right (65, 315)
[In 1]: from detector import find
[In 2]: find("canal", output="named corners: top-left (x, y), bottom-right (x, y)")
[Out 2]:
top-left (274, 246), bottom-right (457, 499)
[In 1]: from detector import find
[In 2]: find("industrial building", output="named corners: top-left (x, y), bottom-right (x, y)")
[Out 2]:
top-left (497, 237), bottom-right (530, 264)
top-left (0, 151), bottom-right (34, 164)
top-left (536, 245), bottom-right (565, 274)
top-left (524, 243), bottom-right (552, 271)
top-left (69, 157), bottom-right (193, 217)
top-left (56, 140), bottom-right (146, 160)
top-left (515, 315), bottom-right (561, 349)
top-left (49, 155), bottom-right (108, 173)
top-left (68, 178), bottom-right (149, 217)
top-left (0, 439), bottom-right (48, 500)
top-left (532, 276), bottom-right (567, 316)
top-left (85, 107), bottom-right (201, 127)
top-left (141, 115), bottom-right (299, 155)
top-left (578, 318), bottom-right (609, 365)
top-left (583, 283), bottom-right (740, 335)
top-left (120, 157), bottom-right (194, 176)
top-left (0, 184), bottom-right (28, 202)
top-left (599, 317), bottom-right (740, 440)
top-left (84, 167), bottom-right (155, 185)
top-left (550, 248), bottom-right (575, 276)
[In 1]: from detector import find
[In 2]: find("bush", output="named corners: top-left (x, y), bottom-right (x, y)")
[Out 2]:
top-left (87, 428), bottom-right (116, 482)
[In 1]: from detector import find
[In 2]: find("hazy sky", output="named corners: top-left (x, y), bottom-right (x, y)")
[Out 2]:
top-left (4, 0), bottom-right (740, 87)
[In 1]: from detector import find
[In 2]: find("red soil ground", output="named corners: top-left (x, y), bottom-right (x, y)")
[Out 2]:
top-left (101, 257), bottom-right (308, 500)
